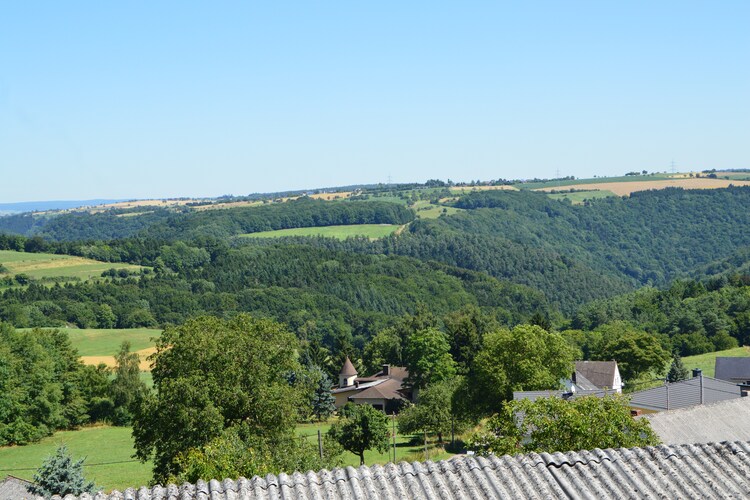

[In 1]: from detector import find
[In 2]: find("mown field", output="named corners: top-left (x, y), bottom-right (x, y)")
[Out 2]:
top-left (682, 346), bottom-right (750, 378)
top-left (238, 224), bottom-right (402, 240)
top-left (0, 250), bottom-right (142, 282)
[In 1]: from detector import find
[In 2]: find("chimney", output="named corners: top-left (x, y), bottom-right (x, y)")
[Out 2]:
top-left (692, 368), bottom-right (702, 378)
top-left (382, 364), bottom-right (390, 376)
top-left (740, 383), bottom-right (750, 397)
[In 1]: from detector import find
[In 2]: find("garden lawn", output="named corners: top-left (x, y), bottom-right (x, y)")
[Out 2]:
top-left (296, 421), bottom-right (454, 467)
top-left (0, 426), bottom-right (151, 493)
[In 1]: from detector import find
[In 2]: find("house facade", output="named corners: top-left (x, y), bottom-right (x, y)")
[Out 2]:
top-left (331, 358), bottom-right (410, 413)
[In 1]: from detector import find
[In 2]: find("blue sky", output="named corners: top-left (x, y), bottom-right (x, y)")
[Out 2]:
top-left (1, 1), bottom-right (748, 202)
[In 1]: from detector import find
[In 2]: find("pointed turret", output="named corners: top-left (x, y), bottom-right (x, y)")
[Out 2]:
top-left (339, 357), bottom-right (358, 387)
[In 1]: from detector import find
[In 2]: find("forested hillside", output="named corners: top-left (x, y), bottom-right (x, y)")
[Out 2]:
top-left (4, 187), bottom-right (750, 316)
top-left (238, 187), bottom-right (750, 311)
top-left (0, 242), bottom-right (544, 348)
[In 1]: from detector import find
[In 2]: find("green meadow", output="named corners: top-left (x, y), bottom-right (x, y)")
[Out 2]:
top-left (0, 250), bottom-right (142, 282)
top-left (239, 224), bottom-right (401, 240)
top-left (20, 327), bottom-right (161, 357)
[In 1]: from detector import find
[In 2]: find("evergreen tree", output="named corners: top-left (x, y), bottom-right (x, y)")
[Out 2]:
top-left (311, 367), bottom-right (336, 421)
top-left (667, 354), bottom-right (690, 382)
top-left (28, 445), bottom-right (96, 498)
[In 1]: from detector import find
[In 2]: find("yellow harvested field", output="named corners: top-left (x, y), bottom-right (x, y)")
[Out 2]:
top-left (81, 347), bottom-right (157, 371)
top-left (307, 191), bottom-right (353, 200)
top-left (87, 199), bottom-right (205, 212)
top-left (193, 200), bottom-right (264, 211)
top-left (535, 178), bottom-right (750, 196)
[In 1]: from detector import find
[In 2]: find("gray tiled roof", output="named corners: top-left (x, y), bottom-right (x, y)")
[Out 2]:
top-left (644, 397), bottom-right (750, 445)
top-left (629, 375), bottom-right (741, 411)
top-left (55, 441), bottom-right (750, 499)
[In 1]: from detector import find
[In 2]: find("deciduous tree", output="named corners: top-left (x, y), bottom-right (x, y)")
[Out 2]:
top-left (133, 314), bottom-right (306, 482)
top-left (328, 404), bottom-right (390, 465)
top-left (468, 395), bottom-right (659, 456)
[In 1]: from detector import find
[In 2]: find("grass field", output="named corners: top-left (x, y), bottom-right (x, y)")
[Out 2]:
top-left (0, 250), bottom-right (142, 282)
top-left (547, 190), bottom-right (618, 204)
top-left (0, 426), bottom-right (152, 492)
top-left (682, 346), bottom-right (750, 378)
top-left (238, 224), bottom-right (401, 240)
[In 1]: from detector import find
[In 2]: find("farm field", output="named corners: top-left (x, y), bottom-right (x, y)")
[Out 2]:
top-left (0, 426), bottom-right (152, 492)
top-left (682, 346), bottom-right (750, 378)
top-left (0, 250), bottom-right (142, 282)
top-left (535, 178), bottom-right (750, 196)
top-left (547, 190), bottom-right (618, 204)
top-left (238, 224), bottom-right (401, 240)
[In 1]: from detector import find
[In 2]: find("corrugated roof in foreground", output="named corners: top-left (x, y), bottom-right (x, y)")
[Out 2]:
top-left (55, 441), bottom-right (750, 500)
top-left (644, 397), bottom-right (750, 445)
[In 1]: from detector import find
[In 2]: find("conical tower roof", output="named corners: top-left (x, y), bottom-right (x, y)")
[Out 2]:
top-left (339, 357), bottom-right (358, 377)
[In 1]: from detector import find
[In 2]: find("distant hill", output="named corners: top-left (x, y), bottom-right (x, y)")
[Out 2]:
top-left (0, 199), bottom-right (123, 214)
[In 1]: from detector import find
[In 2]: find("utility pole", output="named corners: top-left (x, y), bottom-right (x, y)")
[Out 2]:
top-left (392, 415), bottom-right (397, 463)
top-left (318, 429), bottom-right (323, 459)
